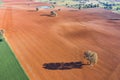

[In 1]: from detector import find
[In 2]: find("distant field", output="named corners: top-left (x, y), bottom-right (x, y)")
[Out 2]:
top-left (0, 1), bottom-right (3, 4)
top-left (0, 36), bottom-right (29, 80)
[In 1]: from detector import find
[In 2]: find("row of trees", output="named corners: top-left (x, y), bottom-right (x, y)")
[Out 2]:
top-left (103, 6), bottom-right (113, 10)
top-left (80, 4), bottom-right (99, 9)
top-left (99, 2), bottom-right (113, 10)
top-left (116, 7), bottom-right (120, 10)
top-left (99, 1), bottom-right (120, 10)
top-left (66, 3), bottom-right (99, 9)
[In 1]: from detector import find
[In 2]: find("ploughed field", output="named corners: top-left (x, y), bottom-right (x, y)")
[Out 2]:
top-left (0, 2), bottom-right (120, 80)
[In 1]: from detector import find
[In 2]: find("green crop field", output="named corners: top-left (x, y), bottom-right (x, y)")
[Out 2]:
top-left (0, 0), bottom-right (3, 4)
top-left (0, 35), bottom-right (29, 80)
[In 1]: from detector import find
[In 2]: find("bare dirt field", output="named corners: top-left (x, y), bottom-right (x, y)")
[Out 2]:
top-left (0, 2), bottom-right (120, 80)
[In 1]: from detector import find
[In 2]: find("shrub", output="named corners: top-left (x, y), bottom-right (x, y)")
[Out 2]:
top-left (58, 9), bottom-right (61, 11)
top-left (36, 7), bottom-right (39, 11)
top-left (0, 39), bottom-right (2, 42)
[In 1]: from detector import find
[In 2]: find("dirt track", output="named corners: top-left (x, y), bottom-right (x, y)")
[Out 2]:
top-left (0, 2), bottom-right (120, 80)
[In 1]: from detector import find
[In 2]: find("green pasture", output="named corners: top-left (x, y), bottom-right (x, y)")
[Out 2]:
top-left (0, 1), bottom-right (3, 4)
top-left (0, 36), bottom-right (29, 80)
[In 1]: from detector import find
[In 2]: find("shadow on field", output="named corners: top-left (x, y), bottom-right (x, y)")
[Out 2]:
top-left (40, 14), bottom-right (52, 17)
top-left (43, 61), bottom-right (88, 70)
top-left (69, 10), bottom-right (79, 12)
top-left (0, 39), bottom-right (3, 42)
top-left (108, 19), bottom-right (120, 20)
top-left (27, 10), bottom-right (37, 12)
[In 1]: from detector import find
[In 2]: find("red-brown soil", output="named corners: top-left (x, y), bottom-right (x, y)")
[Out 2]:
top-left (0, 2), bottom-right (120, 80)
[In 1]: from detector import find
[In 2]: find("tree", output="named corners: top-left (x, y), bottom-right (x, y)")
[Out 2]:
top-left (50, 11), bottom-right (57, 17)
top-left (0, 29), bottom-right (5, 41)
top-left (78, 4), bottom-right (81, 10)
top-left (84, 50), bottom-right (98, 66)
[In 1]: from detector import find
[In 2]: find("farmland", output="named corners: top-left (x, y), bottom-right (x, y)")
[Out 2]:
top-left (0, 31), bottom-right (29, 80)
top-left (0, 0), bottom-right (120, 80)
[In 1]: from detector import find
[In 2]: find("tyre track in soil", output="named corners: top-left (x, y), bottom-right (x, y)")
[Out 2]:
top-left (1, 7), bottom-right (12, 31)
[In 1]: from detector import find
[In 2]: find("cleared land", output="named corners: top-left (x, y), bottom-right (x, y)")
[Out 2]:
top-left (0, 2), bottom-right (120, 80)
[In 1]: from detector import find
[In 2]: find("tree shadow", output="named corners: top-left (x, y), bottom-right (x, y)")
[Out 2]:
top-left (43, 61), bottom-right (88, 70)
top-left (0, 39), bottom-right (2, 42)
top-left (69, 10), bottom-right (79, 12)
top-left (108, 19), bottom-right (120, 20)
top-left (27, 10), bottom-right (37, 12)
top-left (40, 14), bottom-right (53, 17)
